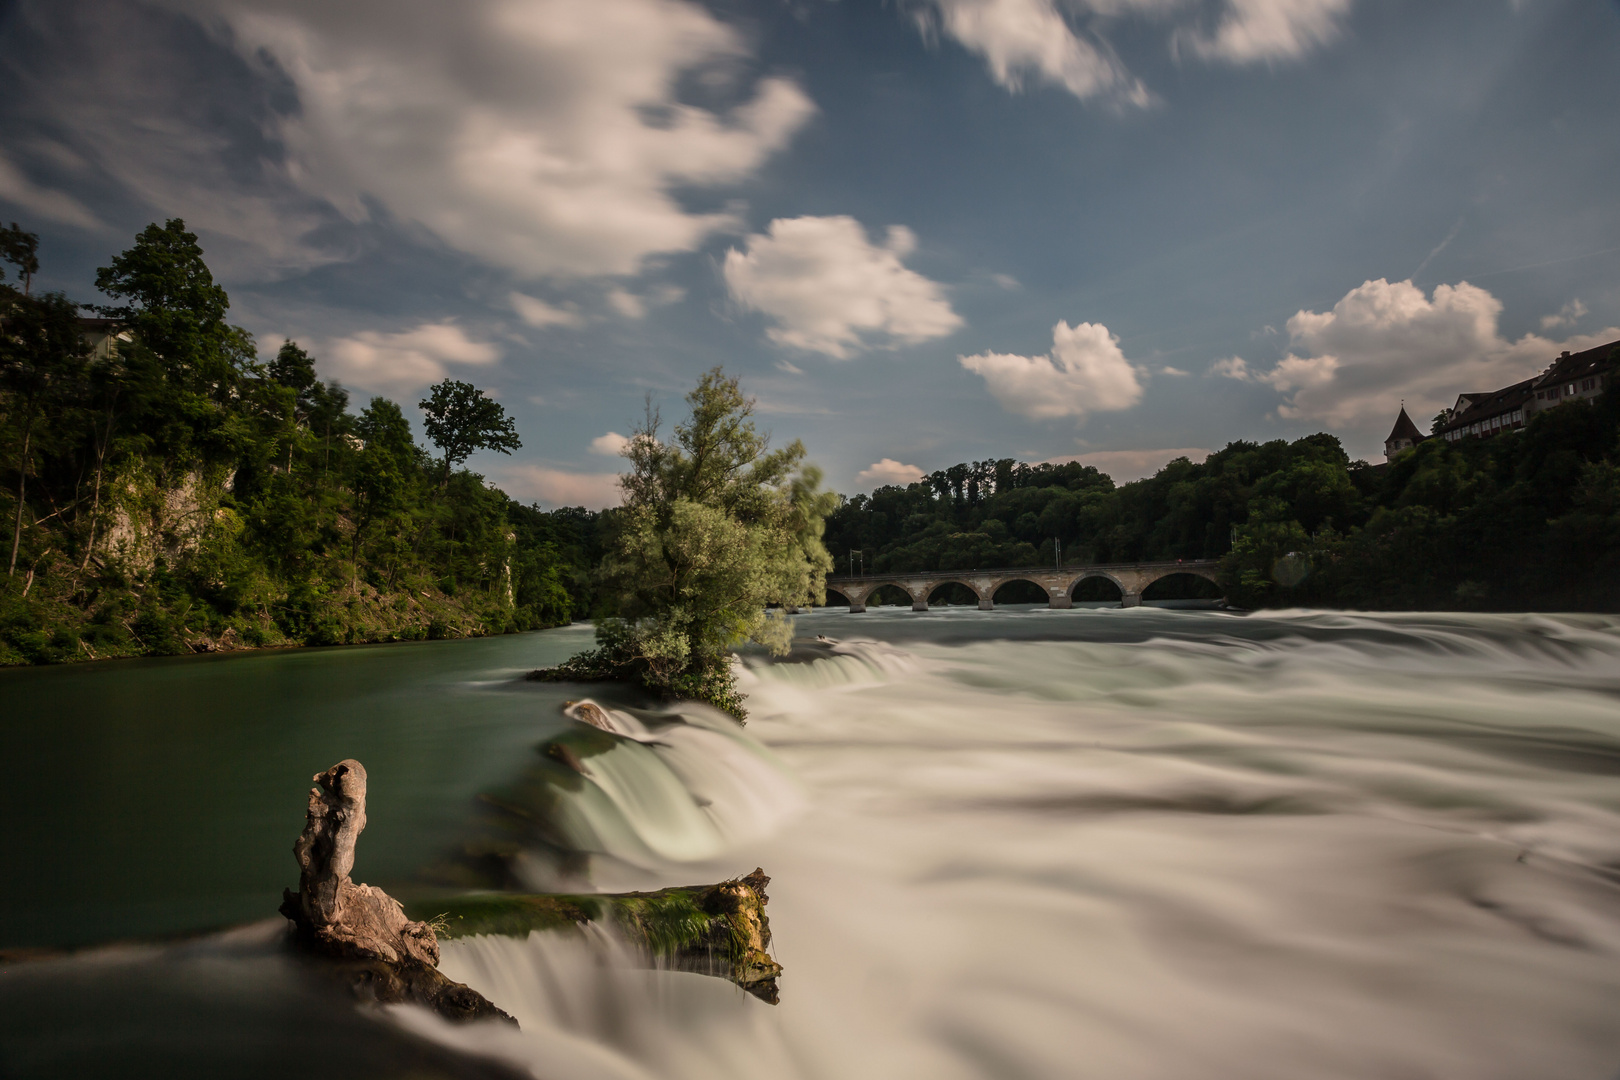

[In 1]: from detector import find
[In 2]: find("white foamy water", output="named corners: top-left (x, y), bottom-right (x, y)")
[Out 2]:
top-left (416, 608), bottom-right (1620, 1080)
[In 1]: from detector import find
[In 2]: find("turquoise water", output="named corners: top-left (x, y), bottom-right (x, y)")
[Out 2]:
top-left (5, 607), bottom-right (1620, 1079)
top-left (0, 625), bottom-right (618, 947)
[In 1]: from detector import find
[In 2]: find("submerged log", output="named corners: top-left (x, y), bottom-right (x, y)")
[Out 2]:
top-left (279, 759), bottom-right (514, 1025)
top-left (407, 868), bottom-right (784, 1004)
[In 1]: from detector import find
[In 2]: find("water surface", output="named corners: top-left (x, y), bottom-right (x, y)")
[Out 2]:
top-left (5, 607), bottom-right (1620, 1079)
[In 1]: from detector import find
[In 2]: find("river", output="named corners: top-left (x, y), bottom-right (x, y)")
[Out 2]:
top-left (4, 606), bottom-right (1620, 1078)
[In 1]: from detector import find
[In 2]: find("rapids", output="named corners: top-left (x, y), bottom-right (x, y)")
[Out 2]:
top-left (4, 606), bottom-right (1620, 1078)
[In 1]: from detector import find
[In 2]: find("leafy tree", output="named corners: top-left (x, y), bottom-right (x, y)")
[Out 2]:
top-left (545, 368), bottom-right (835, 718)
top-left (1, 291), bottom-right (88, 575)
top-left (0, 223), bottom-right (39, 295)
top-left (419, 379), bottom-right (521, 489)
top-left (93, 219), bottom-right (249, 395)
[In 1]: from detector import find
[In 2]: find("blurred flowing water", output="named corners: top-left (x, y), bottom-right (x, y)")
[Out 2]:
top-left (5, 606), bottom-right (1620, 1078)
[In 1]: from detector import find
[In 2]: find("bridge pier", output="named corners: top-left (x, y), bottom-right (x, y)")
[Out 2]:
top-left (1121, 592), bottom-right (1142, 608)
top-left (848, 603), bottom-right (865, 613)
top-left (978, 598), bottom-right (994, 610)
top-left (911, 597), bottom-right (928, 612)
top-left (1048, 592), bottom-right (1071, 609)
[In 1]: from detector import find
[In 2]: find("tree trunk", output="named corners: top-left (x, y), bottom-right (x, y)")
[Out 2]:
top-left (9, 401), bottom-right (35, 577)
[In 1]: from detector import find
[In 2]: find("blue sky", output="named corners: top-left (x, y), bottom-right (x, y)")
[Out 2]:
top-left (3, 0), bottom-right (1618, 505)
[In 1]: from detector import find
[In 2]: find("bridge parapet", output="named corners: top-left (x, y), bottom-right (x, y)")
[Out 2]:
top-left (823, 561), bottom-right (1222, 611)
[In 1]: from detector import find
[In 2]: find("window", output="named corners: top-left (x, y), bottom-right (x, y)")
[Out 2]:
top-left (1567, 384), bottom-right (1576, 396)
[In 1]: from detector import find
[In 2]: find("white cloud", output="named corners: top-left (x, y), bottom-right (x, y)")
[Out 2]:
top-left (723, 216), bottom-right (963, 358)
top-left (590, 431), bottom-right (632, 456)
top-left (607, 287), bottom-right (646, 320)
top-left (1180, 0), bottom-right (1353, 64)
top-left (857, 458), bottom-right (928, 486)
top-left (1252, 277), bottom-right (1620, 428)
top-left (496, 464), bottom-right (623, 509)
top-left (960, 319), bottom-right (1144, 420)
top-left (1541, 299), bottom-right (1588, 330)
top-left (913, 0), bottom-right (1353, 105)
top-left (1208, 355), bottom-right (1253, 380)
top-left (0, 153), bottom-right (100, 229)
top-left (325, 321), bottom-right (500, 394)
top-left (916, 0), bottom-right (1149, 105)
top-left (1054, 447), bottom-right (1211, 482)
top-left (166, 0), bottom-right (814, 278)
top-left (509, 292), bottom-right (584, 329)
top-left (1158, 365), bottom-right (1190, 376)
top-left (992, 273), bottom-right (1022, 290)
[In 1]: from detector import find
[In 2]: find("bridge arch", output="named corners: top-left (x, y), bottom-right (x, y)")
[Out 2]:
top-left (925, 579), bottom-right (986, 607)
top-left (864, 582), bottom-right (916, 608)
top-left (1067, 572), bottom-right (1125, 603)
top-left (989, 577), bottom-right (1050, 605)
top-left (822, 585), bottom-right (853, 608)
top-left (1141, 571), bottom-right (1223, 602)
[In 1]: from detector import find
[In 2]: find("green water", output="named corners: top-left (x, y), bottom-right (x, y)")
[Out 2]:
top-left (0, 624), bottom-right (630, 949)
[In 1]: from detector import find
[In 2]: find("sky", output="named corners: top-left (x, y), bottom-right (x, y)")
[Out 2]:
top-left (2, 0), bottom-right (1618, 506)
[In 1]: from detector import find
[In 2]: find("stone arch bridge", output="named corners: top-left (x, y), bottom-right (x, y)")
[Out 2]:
top-left (823, 561), bottom-right (1223, 612)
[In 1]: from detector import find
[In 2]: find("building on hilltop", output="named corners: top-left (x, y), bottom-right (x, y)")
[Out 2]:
top-left (1434, 338), bottom-right (1618, 445)
top-left (1383, 405), bottom-right (1425, 461)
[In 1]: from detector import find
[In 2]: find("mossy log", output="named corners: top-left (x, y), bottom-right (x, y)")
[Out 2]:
top-left (407, 869), bottom-right (783, 1004)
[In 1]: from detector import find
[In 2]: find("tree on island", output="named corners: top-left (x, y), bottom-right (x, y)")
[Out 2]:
top-left (419, 378), bottom-right (521, 491)
top-left (540, 367), bottom-right (835, 720)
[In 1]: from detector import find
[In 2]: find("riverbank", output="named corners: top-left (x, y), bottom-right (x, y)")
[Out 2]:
top-left (0, 568), bottom-right (559, 666)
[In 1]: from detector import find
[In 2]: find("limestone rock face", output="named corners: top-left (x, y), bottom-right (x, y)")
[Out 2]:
top-left (280, 759), bottom-right (510, 1024)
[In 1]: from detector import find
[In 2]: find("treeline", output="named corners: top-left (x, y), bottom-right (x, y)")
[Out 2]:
top-left (825, 371), bottom-right (1620, 610)
top-left (0, 220), bottom-right (608, 664)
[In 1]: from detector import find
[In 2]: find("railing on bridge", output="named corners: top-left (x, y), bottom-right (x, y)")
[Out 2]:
top-left (821, 560), bottom-right (1224, 611)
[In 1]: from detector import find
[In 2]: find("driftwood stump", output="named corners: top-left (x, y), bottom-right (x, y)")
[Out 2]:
top-left (280, 760), bottom-right (513, 1024)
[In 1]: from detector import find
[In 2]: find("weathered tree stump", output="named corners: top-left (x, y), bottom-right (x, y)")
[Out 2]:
top-left (279, 759), bottom-right (514, 1025)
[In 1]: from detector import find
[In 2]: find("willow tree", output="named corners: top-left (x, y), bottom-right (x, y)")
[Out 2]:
top-left (547, 367), bottom-right (834, 719)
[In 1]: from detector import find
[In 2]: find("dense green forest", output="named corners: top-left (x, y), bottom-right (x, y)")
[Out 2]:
top-left (0, 220), bottom-right (607, 665)
top-left (823, 371), bottom-right (1620, 611)
top-left (5, 220), bottom-right (1616, 668)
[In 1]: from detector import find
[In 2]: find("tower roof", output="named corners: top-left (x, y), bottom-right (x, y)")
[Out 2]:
top-left (1385, 406), bottom-right (1424, 445)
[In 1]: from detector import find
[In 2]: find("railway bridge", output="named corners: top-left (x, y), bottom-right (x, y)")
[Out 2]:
top-left (822, 561), bottom-right (1223, 612)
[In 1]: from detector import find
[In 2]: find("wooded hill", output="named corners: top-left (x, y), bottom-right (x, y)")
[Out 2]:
top-left (0, 220), bottom-right (606, 665)
top-left (824, 374), bottom-right (1620, 611)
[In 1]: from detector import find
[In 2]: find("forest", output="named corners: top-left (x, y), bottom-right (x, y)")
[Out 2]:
top-left (822, 373), bottom-right (1620, 611)
top-left (0, 220), bottom-right (607, 664)
top-left (4, 219), bottom-right (1617, 668)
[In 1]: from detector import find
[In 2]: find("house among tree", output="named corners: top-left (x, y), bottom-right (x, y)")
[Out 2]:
top-left (1383, 405), bottom-right (1425, 461)
top-left (1434, 338), bottom-right (1619, 444)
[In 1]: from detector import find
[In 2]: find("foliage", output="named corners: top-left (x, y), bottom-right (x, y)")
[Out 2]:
top-left (544, 368), bottom-right (835, 719)
top-left (0, 221), bottom-right (607, 665)
top-left (824, 375), bottom-right (1620, 612)
top-left (419, 378), bottom-right (522, 489)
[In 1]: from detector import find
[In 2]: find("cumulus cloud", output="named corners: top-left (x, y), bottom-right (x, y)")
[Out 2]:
top-left (913, 0), bottom-right (1353, 104)
top-left (495, 464), bottom-right (623, 509)
top-left (1242, 278), bottom-right (1620, 428)
top-left (510, 292), bottom-right (584, 329)
top-left (1541, 299), bottom-right (1588, 330)
top-left (607, 287), bottom-right (647, 320)
top-left (0, 153), bottom-right (100, 229)
top-left (960, 319), bottom-right (1144, 420)
top-left (1208, 355), bottom-right (1252, 379)
top-left (857, 458), bottom-right (928, 486)
top-left (590, 431), bottom-right (632, 456)
top-left (723, 216), bottom-right (963, 358)
top-left (915, 0), bottom-right (1149, 105)
top-left (1179, 0), bottom-right (1353, 63)
top-left (324, 321), bottom-right (500, 394)
top-left (68, 0), bottom-right (810, 279)
top-left (1056, 447), bottom-right (1212, 482)
top-left (0, 3), bottom-right (341, 278)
